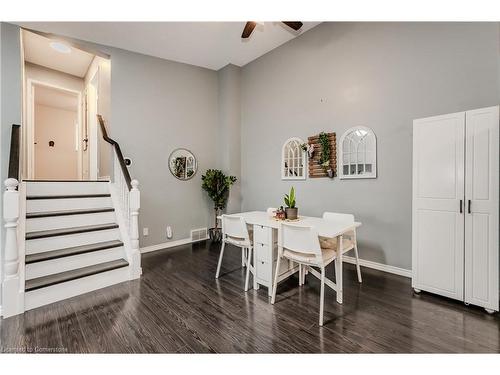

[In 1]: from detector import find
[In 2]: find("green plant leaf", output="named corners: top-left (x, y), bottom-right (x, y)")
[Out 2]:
top-left (284, 186), bottom-right (296, 208)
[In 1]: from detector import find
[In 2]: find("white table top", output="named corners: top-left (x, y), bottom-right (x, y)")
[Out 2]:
top-left (219, 211), bottom-right (361, 238)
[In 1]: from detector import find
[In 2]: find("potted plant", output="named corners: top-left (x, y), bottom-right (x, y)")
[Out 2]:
top-left (284, 186), bottom-right (298, 220)
top-left (201, 169), bottom-right (237, 242)
top-left (318, 132), bottom-right (334, 178)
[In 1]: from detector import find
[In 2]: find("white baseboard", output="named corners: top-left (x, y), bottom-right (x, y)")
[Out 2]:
top-left (343, 255), bottom-right (411, 278)
top-left (140, 237), bottom-right (206, 254)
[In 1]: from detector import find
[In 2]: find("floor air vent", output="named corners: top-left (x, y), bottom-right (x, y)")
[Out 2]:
top-left (191, 228), bottom-right (208, 242)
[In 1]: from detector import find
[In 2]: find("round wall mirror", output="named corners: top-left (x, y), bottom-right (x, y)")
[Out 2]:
top-left (168, 148), bottom-right (197, 180)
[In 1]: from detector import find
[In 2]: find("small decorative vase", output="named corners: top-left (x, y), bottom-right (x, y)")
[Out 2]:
top-left (327, 169), bottom-right (334, 178)
top-left (285, 207), bottom-right (298, 220)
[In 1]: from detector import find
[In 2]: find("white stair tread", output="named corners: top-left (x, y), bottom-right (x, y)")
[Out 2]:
top-left (25, 240), bottom-right (124, 264)
top-left (25, 259), bottom-right (129, 292)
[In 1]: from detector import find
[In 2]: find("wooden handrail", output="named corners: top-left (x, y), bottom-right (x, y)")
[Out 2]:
top-left (97, 115), bottom-right (132, 190)
top-left (8, 124), bottom-right (21, 180)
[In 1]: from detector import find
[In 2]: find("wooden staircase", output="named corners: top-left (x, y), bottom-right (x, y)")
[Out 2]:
top-left (21, 181), bottom-right (132, 311)
top-left (2, 118), bottom-right (141, 318)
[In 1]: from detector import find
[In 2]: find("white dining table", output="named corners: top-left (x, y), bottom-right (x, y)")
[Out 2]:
top-left (218, 211), bottom-right (361, 303)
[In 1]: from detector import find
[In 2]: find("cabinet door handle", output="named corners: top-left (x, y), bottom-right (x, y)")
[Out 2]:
top-left (468, 200), bottom-right (471, 214)
top-left (460, 199), bottom-right (463, 214)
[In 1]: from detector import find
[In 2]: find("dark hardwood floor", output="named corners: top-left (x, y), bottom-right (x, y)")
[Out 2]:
top-left (1, 241), bottom-right (499, 353)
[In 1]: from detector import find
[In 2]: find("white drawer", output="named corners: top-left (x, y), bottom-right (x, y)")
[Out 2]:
top-left (256, 259), bottom-right (272, 282)
top-left (253, 225), bottom-right (270, 245)
top-left (255, 243), bottom-right (274, 263)
top-left (256, 258), bottom-right (291, 283)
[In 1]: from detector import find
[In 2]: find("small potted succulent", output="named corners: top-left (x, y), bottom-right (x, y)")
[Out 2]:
top-left (284, 186), bottom-right (298, 220)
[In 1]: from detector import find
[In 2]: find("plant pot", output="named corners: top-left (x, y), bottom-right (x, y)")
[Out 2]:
top-left (285, 207), bottom-right (298, 220)
top-left (209, 227), bottom-right (222, 242)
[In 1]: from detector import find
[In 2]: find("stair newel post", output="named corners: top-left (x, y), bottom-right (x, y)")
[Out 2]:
top-left (2, 178), bottom-right (23, 317)
top-left (129, 179), bottom-right (141, 277)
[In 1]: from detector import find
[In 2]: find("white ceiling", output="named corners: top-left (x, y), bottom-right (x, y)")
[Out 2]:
top-left (23, 30), bottom-right (95, 77)
top-left (34, 84), bottom-right (79, 111)
top-left (18, 22), bottom-right (321, 70)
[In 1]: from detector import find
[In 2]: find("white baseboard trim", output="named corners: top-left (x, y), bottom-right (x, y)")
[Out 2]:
top-left (140, 237), bottom-right (206, 254)
top-left (343, 255), bottom-right (411, 278)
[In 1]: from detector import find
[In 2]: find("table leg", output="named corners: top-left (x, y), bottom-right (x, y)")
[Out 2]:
top-left (336, 235), bottom-right (343, 304)
top-left (253, 245), bottom-right (258, 290)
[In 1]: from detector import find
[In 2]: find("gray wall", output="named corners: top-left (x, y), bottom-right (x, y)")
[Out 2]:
top-left (217, 64), bottom-right (242, 214)
top-left (109, 48), bottom-right (218, 247)
top-left (241, 22), bottom-right (500, 270)
top-left (0, 23), bottom-right (219, 249)
top-left (1, 22), bottom-right (499, 269)
top-left (0, 22), bottom-right (22, 311)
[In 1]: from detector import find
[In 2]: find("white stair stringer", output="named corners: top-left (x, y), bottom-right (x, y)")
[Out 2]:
top-left (26, 181), bottom-right (110, 196)
top-left (26, 246), bottom-right (125, 280)
top-left (25, 265), bottom-right (130, 311)
top-left (109, 182), bottom-right (142, 280)
top-left (26, 227), bottom-right (121, 254)
top-left (27, 196), bottom-right (112, 213)
top-left (26, 210), bottom-right (117, 232)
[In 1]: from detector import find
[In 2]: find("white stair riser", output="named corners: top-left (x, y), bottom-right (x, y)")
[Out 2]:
top-left (26, 229), bottom-right (121, 254)
top-left (25, 266), bottom-right (130, 311)
top-left (27, 197), bottom-right (112, 213)
top-left (26, 247), bottom-right (125, 280)
top-left (27, 211), bottom-right (116, 232)
top-left (26, 182), bottom-right (109, 196)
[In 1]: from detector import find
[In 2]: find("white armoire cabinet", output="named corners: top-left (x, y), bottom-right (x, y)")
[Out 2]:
top-left (412, 106), bottom-right (499, 313)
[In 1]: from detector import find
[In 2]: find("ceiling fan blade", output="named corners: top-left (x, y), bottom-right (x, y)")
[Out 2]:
top-left (241, 22), bottom-right (257, 38)
top-left (282, 21), bottom-right (303, 31)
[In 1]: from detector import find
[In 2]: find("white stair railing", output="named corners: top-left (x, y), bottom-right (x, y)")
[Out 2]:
top-left (2, 178), bottom-right (24, 318)
top-left (99, 115), bottom-right (141, 279)
top-left (2, 125), bottom-right (25, 318)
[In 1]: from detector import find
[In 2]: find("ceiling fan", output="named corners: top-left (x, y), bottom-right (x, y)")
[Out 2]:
top-left (241, 21), bottom-right (303, 39)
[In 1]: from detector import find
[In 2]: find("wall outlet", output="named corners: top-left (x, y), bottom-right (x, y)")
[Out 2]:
top-left (143, 227), bottom-right (149, 236)
top-left (166, 226), bottom-right (173, 239)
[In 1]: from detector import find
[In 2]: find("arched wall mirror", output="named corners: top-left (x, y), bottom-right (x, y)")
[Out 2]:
top-left (281, 137), bottom-right (306, 180)
top-left (168, 148), bottom-right (197, 180)
top-left (339, 126), bottom-right (377, 179)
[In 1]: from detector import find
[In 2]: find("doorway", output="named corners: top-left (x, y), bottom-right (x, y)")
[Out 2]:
top-left (22, 29), bottom-right (111, 181)
top-left (29, 82), bottom-right (81, 180)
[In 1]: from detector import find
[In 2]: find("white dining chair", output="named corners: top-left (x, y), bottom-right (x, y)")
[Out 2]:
top-left (321, 212), bottom-right (362, 283)
top-left (271, 222), bottom-right (341, 326)
top-left (216, 215), bottom-right (255, 291)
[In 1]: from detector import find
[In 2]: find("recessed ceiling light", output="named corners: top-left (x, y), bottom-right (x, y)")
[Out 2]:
top-left (50, 41), bottom-right (71, 54)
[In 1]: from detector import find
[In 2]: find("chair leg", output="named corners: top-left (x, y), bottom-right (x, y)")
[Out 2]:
top-left (244, 247), bottom-right (253, 291)
top-left (299, 264), bottom-right (303, 286)
top-left (215, 241), bottom-right (226, 279)
top-left (319, 266), bottom-right (325, 326)
top-left (271, 256), bottom-right (282, 304)
top-left (241, 247), bottom-right (246, 267)
top-left (353, 230), bottom-right (362, 283)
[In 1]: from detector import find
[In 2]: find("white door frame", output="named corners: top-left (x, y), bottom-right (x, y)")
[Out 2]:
top-left (26, 79), bottom-right (83, 180)
top-left (86, 69), bottom-right (99, 180)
